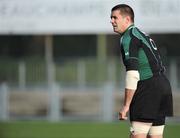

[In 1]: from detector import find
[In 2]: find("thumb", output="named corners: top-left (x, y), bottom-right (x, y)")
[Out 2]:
top-left (119, 112), bottom-right (128, 120)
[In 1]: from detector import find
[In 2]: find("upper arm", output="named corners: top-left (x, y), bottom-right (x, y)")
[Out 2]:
top-left (122, 36), bottom-right (140, 71)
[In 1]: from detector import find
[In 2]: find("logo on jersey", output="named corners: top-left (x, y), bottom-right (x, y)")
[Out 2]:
top-left (125, 52), bottom-right (129, 56)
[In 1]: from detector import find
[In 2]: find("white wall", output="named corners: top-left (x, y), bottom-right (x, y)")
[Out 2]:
top-left (0, 0), bottom-right (180, 34)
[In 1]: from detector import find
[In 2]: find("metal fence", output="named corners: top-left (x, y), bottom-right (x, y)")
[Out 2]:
top-left (0, 82), bottom-right (117, 122)
top-left (0, 57), bottom-right (179, 90)
top-left (0, 57), bottom-right (180, 122)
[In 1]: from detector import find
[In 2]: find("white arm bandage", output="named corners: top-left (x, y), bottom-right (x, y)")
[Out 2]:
top-left (125, 70), bottom-right (140, 90)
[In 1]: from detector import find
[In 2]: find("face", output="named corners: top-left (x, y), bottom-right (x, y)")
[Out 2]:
top-left (110, 10), bottom-right (129, 34)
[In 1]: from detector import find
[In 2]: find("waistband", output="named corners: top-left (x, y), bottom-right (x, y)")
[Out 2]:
top-left (153, 69), bottom-right (165, 77)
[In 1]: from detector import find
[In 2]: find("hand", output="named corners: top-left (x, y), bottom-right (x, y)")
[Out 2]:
top-left (119, 105), bottom-right (129, 120)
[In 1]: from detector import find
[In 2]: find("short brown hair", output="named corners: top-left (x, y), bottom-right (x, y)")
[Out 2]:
top-left (111, 4), bottom-right (134, 22)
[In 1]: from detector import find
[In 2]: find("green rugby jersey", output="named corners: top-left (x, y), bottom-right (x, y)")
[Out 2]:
top-left (120, 24), bottom-right (165, 80)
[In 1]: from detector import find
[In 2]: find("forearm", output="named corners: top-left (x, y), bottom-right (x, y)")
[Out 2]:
top-left (124, 70), bottom-right (139, 106)
top-left (119, 70), bottom-right (139, 120)
top-left (119, 88), bottom-right (135, 120)
top-left (123, 88), bottom-right (135, 107)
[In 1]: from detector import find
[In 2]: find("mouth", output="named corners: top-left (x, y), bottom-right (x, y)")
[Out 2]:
top-left (112, 24), bottom-right (117, 28)
top-left (113, 26), bottom-right (117, 30)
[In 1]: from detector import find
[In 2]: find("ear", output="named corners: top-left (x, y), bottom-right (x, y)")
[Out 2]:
top-left (125, 16), bottom-right (131, 24)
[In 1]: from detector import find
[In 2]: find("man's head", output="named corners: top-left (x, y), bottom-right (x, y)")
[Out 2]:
top-left (110, 4), bottom-right (134, 34)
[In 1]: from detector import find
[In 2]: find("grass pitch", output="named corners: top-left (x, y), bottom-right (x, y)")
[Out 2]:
top-left (0, 121), bottom-right (179, 138)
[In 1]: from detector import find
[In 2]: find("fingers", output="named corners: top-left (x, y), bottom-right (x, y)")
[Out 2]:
top-left (118, 112), bottom-right (128, 120)
top-left (118, 106), bottom-right (129, 120)
top-left (120, 116), bottom-right (128, 120)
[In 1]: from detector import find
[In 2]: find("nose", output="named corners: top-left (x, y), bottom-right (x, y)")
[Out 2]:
top-left (110, 18), bottom-right (114, 24)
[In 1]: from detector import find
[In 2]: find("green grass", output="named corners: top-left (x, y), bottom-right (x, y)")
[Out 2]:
top-left (0, 121), bottom-right (179, 138)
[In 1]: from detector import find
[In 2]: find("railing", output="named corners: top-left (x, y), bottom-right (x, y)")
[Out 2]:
top-left (0, 57), bottom-right (180, 121)
top-left (0, 57), bottom-right (179, 90)
top-left (0, 82), bottom-right (116, 122)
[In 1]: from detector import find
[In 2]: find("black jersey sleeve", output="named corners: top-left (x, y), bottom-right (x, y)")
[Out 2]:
top-left (123, 36), bottom-right (140, 71)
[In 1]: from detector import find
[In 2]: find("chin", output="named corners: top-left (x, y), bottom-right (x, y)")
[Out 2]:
top-left (114, 30), bottom-right (119, 34)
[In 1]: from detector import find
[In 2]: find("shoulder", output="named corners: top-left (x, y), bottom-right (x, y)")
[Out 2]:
top-left (131, 27), bottom-right (149, 41)
top-left (121, 27), bottom-right (141, 47)
top-left (121, 30), bottom-right (131, 47)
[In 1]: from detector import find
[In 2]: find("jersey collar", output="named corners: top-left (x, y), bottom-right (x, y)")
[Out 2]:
top-left (121, 24), bottom-right (135, 36)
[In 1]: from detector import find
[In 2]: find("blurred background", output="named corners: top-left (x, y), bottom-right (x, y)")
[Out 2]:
top-left (0, 0), bottom-right (180, 124)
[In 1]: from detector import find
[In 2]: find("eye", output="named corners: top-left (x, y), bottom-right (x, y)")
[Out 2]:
top-left (111, 16), bottom-right (117, 20)
top-left (114, 16), bottom-right (118, 20)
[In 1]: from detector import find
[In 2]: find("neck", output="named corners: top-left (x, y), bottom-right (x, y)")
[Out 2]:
top-left (126, 23), bottom-right (134, 30)
top-left (121, 23), bottom-right (134, 35)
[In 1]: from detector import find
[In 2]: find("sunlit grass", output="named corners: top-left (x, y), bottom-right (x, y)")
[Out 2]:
top-left (0, 121), bottom-right (179, 138)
